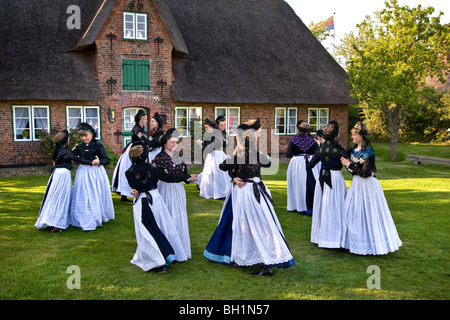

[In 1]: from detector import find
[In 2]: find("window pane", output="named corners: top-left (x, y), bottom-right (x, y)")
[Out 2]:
top-left (14, 107), bottom-right (30, 140)
top-left (287, 108), bottom-right (297, 134)
top-left (85, 107), bottom-right (99, 138)
top-left (308, 108), bottom-right (318, 132)
top-left (176, 108), bottom-right (188, 136)
top-left (33, 107), bottom-right (49, 138)
top-left (137, 15), bottom-right (146, 23)
top-left (228, 108), bottom-right (240, 135)
top-left (275, 108), bottom-right (285, 134)
top-left (123, 108), bottom-right (139, 132)
top-left (68, 107), bottom-right (82, 130)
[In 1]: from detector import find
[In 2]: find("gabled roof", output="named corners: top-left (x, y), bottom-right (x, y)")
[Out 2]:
top-left (167, 0), bottom-right (354, 105)
top-left (0, 0), bottom-right (354, 105)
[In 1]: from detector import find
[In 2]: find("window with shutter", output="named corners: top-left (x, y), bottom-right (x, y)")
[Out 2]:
top-left (122, 59), bottom-right (150, 91)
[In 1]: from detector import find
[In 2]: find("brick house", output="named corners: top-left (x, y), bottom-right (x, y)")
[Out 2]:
top-left (0, 0), bottom-right (353, 167)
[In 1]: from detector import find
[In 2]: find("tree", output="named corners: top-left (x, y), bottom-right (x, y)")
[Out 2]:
top-left (339, 0), bottom-right (450, 160)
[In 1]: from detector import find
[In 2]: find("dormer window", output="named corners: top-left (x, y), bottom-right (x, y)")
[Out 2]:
top-left (123, 12), bottom-right (148, 40)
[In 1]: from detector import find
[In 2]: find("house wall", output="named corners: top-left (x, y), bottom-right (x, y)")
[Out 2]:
top-left (95, 0), bottom-right (175, 155)
top-left (0, 100), bottom-right (97, 166)
top-left (173, 102), bottom-right (348, 154)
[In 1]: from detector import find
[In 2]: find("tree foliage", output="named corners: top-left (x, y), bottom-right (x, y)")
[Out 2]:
top-left (337, 0), bottom-right (450, 160)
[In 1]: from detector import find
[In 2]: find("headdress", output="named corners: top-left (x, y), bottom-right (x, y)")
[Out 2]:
top-left (134, 109), bottom-right (146, 124)
top-left (204, 118), bottom-right (217, 128)
top-left (152, 112), bottom-right (164, 128)
top-left (323, 120), bottom-right (339, 140)
top-left (215, 115), bottom-right (225, 124)
top-left (54, 130), bottom-right (70, 146)
top-left (128, 140), bottom-right (149, 162)
top-left (77, 122), bottom-right (96, 133)
top-left (237, 118), bottom-right (261, 131)
top-left (352, 121), bottom-right (370, 140)
top-left (296, 120), bottom-right (310, 133)
top-left (159, 127), bottom-right (178, 146)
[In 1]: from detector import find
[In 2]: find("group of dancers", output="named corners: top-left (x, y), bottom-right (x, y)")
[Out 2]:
top-left (35, 109), bottom-right (402, 276)
top-left (286, 120), bottom-right (402, 255)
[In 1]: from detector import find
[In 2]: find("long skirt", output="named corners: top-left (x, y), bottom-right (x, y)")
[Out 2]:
top-left (157, 181), bottom-right (191, 259)
top-left (131, 190), bottom-right (185, 271)
top-left (112, 144), bottom-right (133, 198)
top-left (197, 150), bottom-right (231, 199)
top-left (341, 176), bottom-right (402, 255)
top-left (70, 165), bottom-right (115, 231)
top-left (35, 168), bottom-right (72, 230)
top-left (204, 181), bottom-right (295, 268)
top-left (287, 155), bottom-right (320, 214)
top-left (311, 170), bottom-right (347, 248)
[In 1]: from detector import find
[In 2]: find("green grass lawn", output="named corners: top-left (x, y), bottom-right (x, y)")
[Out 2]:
top-left (0, 142), bottom-right (449, 300)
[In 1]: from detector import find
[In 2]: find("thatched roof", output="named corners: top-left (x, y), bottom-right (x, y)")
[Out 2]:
top-left (0, 0), bottom-right (113, 101)
top-left (167, 0), bottom-right (354, 105)
top-left (0, 0), bottom-right (354, 105)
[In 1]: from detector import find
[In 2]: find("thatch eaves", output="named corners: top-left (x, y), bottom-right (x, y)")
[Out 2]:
top-left (167, 0), bottom-right (355, 105)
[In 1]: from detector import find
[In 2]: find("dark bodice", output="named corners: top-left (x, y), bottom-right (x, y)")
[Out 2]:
top-left (73, 139), bottom-right (109, 165)
top-left (152, 151), bottom-right (191, 183)
top-left (125, 162), bottom-right (189, 192)
top-left (345, 146), bottom-right (377, 178)
top-left (53, 144), bottom-right (92, 170)
top-left (308, 139), bottom-right (347, 170)
top-left (219, 152), bottom-right (271, 180)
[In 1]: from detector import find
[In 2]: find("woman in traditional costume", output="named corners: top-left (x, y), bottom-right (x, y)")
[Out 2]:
top-left (126, 140), bottom-right (193, 272)
top-left (146, 112), bottom-right (165, 162)
top-left (70, 122), bottom-right (115, 231)
top-left (196, 117), bottom-right (231, 200)
top-left (340, 121), bottom-right (402, 255)
top-left (35, 130), bottom-right (93, 233)
top-left (153, 128), bottom-right (197, 260)
top-left (286, 120), bottom-right (319, 215)
top-left (308, 120), bottom-right (348, 248)
top-left (203, 119), bottom-right (295, 276)
top-left (112, 109), bottom-right (147, 202)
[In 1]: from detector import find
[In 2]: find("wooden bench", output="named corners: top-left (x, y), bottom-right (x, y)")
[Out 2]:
top-left (406, 154), bottom-right (450, 166)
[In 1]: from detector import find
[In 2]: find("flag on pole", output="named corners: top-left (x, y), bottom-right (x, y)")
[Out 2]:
top-left (317, 16), bottom-right (334, 31)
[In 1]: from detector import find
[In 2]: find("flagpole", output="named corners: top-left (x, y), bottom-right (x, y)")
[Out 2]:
top-left (332, 12), bottom-right (336, 55)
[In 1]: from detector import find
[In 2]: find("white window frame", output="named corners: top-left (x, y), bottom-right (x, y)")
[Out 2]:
top-left (12, 105), bottom-right (50, 142)
top-left (274, 107), bottom-right (297, 135)
top-left (175, 106), bottom-right (202, 138)
top-left (308, 107), bottom-right (329, 133)
top-left (66, 106), bottom-right (101, 139)
top-left (214, 106), bottom-right (241, 136)
top-left (123, 12), bottom-right (148, 40)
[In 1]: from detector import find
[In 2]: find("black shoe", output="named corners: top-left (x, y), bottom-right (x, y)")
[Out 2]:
top-left (151, 266), bottom-right (167, 274)
top-left (51, 227), bottom-right (63, 233)
top-left (251, 265), bottom-right (273, 276)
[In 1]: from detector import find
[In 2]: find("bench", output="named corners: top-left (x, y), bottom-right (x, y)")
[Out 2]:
top-left (406, 154), bottom-right (450, 166)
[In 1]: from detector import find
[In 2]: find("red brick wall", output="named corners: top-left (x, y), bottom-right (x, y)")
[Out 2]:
top-left (95, 0), bottom-right (175, 155)
top-left (173, 102), bottom-right (349, 154)
top-left (0, 100), bottom-right (97, 166)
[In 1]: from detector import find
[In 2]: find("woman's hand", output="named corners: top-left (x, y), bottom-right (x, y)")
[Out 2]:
top-left (233, 177), bottom-right (246, 189)
top-left (131, 189), bottom-right (139, 198)
top-left (340, 157), bottom-right (350, 167)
